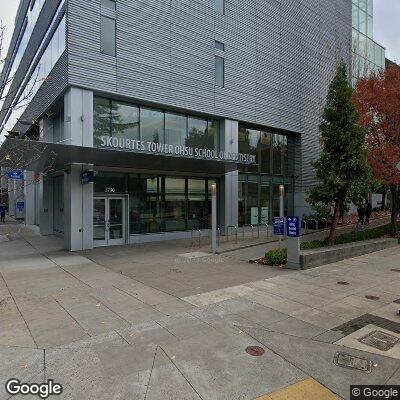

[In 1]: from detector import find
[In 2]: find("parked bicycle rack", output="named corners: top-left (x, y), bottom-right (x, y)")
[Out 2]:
top-left (226, 225), bottom-right (238, 243)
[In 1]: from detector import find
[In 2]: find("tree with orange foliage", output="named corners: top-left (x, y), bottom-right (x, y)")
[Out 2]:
top-left (354, 65), bottom-right (400, 233)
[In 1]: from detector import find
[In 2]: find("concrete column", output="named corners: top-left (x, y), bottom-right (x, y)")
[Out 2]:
top-left (24, 171), bottom-right (36, 225)
top-left (39, 116), bottom-right (54, 143)
top-left (64, 164), bottom-right (93, 251)
top-left (220, 120), bottom-right (239, 230)
top-left (40, 176), bottom-right (53, 235)
top-left (64, 87), bottom-right (93, 147)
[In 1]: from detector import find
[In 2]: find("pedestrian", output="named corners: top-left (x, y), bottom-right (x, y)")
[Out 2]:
top-left (364, 201), bottom-right (372, 225)
top-left (357, 204), bottom-right (364, 226)
top-left (0, 203), bottom-right (6, 223)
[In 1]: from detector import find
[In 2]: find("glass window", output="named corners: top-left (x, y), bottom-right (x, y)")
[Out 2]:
top-left (247, 181), bottom-right (259, 225)
top-left (260, 180), bottom-right (271, 224)
top-left (112, 101), bottom-right (139, 141)
top-left (93, 97), bottom-right (111, 146)
top-left (164, 177), bottom-right (186, 231)
top-left (215, 0), bottom-right (225, 14)
top-left (188, 179), bottom-right (207, 230)
top-left (140, 107), bottom-right (164, 143)
top-left (367, 0), bottom-right (373, 16)
top-left (187, 117), bottom-right (207, 148)
top-left (101, 16), bottom-right (116, 56)
top-left (94, 172), bottom-right (127, 193)
top-left (273, 134), bottom-right (287, 175)
top-left (367, 14), bottom-right (373, 37)
top-left (129, 174), bottom-right (162, 234)
top-left (352, 6), bottom-right (358, 27)
top-left (238, 127), bottom-right (259, 173)
top-left (206, 120), bottom-right (219, 151)
top-left (238, 180), bottom-right (246, 226)
top-left (260, 131), bottom-right (271, 174)
top-left (215, 56), bottom-right (224, 87)
top-left (359, 11), bottom-right (366, 35)
top-left (165, 112), bottom-right (187, 147)
top-left (215, 40), bottom-right (224, 51)
top-left (101, 0), bottom-right (116, 10)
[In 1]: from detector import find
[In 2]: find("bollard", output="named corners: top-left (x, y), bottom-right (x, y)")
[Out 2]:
top-left (198, 230), bottom-right (201, 247)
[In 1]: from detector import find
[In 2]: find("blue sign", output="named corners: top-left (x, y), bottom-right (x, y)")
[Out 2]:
top-left (7, 169), bottom-right (24, 180)
top-left (286, 216), bottom-right (300, 237)
top-left (81, 170), bottom-right (95, 184)
top-left (273, 217), bottom-right (285, 236)
top-left (16, 201), bottom-right (25, 211)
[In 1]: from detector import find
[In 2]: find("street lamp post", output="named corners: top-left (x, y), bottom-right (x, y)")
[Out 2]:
top-left (279, 184), bottom-right (285, 246)
top-left (211, 183), bottom-right (217, 254)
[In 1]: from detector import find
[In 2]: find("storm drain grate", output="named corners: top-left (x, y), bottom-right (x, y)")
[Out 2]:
top-left (394, 299), bottom-right (400, 305)
top-left (337, 281), bottom-right (350, 285)
top-left (333, 352), bottom-right (372, 373)
top-left (359, 330), bottom-right (399, 351)
top-left (333, 314), bottom-right (400, 336)
top-left (391, 269), bottom-right (400, 273)
top-left (246, 346), bottom-right (265, 357)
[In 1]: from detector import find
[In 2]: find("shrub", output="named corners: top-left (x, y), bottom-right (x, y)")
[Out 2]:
top-left (264, 248), bottom-right (287, 266)
top-left (263, 223), bottom-right (399, 266)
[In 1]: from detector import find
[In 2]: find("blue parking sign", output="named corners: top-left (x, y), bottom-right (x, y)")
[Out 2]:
top-left (273, 217), bottom-right (285, 236)
top-left (286, 216), bottom-right (300, 237)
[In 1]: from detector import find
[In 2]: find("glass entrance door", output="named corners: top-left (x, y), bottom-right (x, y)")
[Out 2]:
top-left (93, 197), bottom-right (126, 246)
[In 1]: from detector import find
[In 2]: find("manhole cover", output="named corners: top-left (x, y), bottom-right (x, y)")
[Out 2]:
top-left (359, 330), bottom-right (399, 351)
top-left (365, 295), bottom-right (380, 301)
top-left (246, 346), bottom-right (265, 356)
top-left (337, 281), bottom-right (350, 285)
top-left (333, 352), bottom-right (372, 373)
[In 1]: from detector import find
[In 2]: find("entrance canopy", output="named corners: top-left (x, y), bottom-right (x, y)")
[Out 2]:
top-left (0, 138), bottom-right (239, 175)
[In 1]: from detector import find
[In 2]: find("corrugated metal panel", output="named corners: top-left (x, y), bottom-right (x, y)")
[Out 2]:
top-left (6, 0), bottom-right (351, 196)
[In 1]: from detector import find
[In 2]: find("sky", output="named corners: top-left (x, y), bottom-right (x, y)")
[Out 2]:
top-left (0, 0), bottom-right (399, 65)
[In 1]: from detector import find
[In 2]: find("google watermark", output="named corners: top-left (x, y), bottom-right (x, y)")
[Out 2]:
top-left (351, 385), bottom-right (400, 400)
top-left (5, 379), bottom-right (63, 399)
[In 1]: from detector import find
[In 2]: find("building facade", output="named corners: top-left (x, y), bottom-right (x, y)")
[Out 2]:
top-left (351, 0), bottom-right (385, 84)
top-left (0, 0), bottom-right (351, 250)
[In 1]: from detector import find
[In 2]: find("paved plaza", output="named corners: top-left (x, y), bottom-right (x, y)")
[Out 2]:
top-left (0, 228), bottom-right (399, 399)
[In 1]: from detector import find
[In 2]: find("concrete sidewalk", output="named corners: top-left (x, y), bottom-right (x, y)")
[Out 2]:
top-left (0, 232), bottom-right (399, 399)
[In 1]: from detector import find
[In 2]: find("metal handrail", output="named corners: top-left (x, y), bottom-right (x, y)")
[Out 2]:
top-left (307, 219), bottom-right (318, 230)
top-left (301, 219), bottom-right (307, 230)
top-left (226, 225), bottom-right (238, 243)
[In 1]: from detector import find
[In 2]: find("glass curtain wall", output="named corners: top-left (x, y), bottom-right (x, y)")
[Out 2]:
top-left (238, 124), bottom-right (293, 226)
top-left (352, 0), bottom-right (385, 83)
top-left (94, 172), bottom-right (217, 234)
top-left (94, 97), bottom-right (220, 151)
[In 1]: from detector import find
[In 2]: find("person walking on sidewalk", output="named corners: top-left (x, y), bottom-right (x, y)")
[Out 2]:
top-left (364, 201), bottom-right (372, 225)
top-left (357, 204), bottom-right (365, 227)
top-left (0, 203), bottom-right (6, 222)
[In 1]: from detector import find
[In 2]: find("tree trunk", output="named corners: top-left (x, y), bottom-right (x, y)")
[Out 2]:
top-left (389, 185), bottom-right (398, 234)
top-left (381, 187), bottom-right (386, 211)
top-left (328, 201), bottom-right (340, 245)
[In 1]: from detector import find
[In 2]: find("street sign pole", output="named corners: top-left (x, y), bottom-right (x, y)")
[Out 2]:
top-left (279, 185), bottom-right (284, 246)
top-left (286, 216), bottom-right (301, 270)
